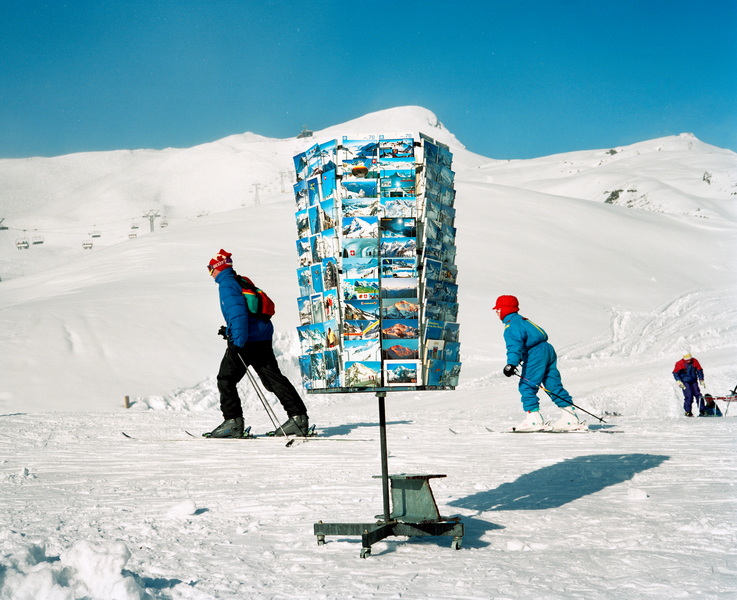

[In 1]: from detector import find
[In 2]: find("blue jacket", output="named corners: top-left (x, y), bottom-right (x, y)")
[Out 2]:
top-left (215, 268), bottom-right (273, 346)
top-left (502, 312), bottom-right (549, 366)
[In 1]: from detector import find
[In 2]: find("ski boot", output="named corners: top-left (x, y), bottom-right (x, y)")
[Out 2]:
top-left (271, 414), bottom-right (309, 436)
top-left (204, 417), bottom-right (245, 438)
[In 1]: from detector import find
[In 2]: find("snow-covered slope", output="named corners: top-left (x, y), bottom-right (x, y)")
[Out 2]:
top-left (0, 105), bottom-right (735, 415)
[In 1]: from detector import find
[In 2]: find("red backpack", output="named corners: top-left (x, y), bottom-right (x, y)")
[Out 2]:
top-left (234, 274), bottom-right (275, 319)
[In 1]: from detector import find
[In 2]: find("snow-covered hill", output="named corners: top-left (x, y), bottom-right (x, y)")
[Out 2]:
top-left (0, 105), bottom-right (735, 413)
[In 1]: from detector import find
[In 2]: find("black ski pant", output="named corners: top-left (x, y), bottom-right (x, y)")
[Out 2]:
top-left (217, 341), bottom-right (307, 420)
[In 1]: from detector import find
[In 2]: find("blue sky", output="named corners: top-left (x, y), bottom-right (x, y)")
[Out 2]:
top-left (1, 1), bottom-right (735, 160)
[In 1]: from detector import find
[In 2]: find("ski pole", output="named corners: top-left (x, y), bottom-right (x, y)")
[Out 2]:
top-left (235, 352), bottom-right (295, 446)
top-left (513, 370), bottom-right (607, 423)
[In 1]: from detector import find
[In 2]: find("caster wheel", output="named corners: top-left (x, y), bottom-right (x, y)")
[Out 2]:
top-left (451, 538), bottom-right (462, 550)
top-left (360, 547), bottom-right (371, 559)
top-left (316, 535), bottom-right (325, 546)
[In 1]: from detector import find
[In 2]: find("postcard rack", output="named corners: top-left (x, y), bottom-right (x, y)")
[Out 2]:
top-left (313, 391), bottom-right (463, 558)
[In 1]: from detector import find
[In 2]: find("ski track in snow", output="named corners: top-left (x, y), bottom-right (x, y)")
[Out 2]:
top-left (2, 409), bottom-right (736, 599)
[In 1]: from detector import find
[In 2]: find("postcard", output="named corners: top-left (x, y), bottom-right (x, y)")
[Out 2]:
top-left (320, 170), bottom-right (337, 201)
top-left (381, 276), bottom-right (418, 299)
top-left (310, 292), bottom-right (325, 324)
top-left (342, 237), bottom-right (379, 259)
top-left (293, 152), bottom-right (308, 181)
top-left (380, 217), bottom-right (416, 238)
top-left (294, 179), bottom-right (308, 210)
top-left (341, 139), bottom-right (378, 160)
top-left (343, 319), bottom-right (380, 340)
top-left (344, 360), bottom-right (382, 388)
top-left (296, 237), bottom-right (312, 267)
top-left (442, 322), bottom-right (460, 343)
top-left (342, 256), bottom-right (378, 279)
top-left (381, 319), bottom-right (419, 339)
top-left (296, 208), bottom-right (310, 239)
top-left (381, 298), bottom-right (420, 319)
top-left (343, 339), bottom-right (381, 363)
top-left (384, 360), bottom-right (420, 387)
top-left (380, 257), bottom-right (417, 278)
top-left (342, 277), bottom-right (379, 301)
top-left (341, 157), bottom-right (379, 179)
top-left (343, 299), bottom-right (381, 321)
top-left (380, 236), bottom-right (416, 258)
top-left (444, 341), bottom-right (461, 363)
top-left (425, 359), bottom-right (445, 387)
top-left (296, 265), bottom-right (312, 297)
top-left (307, 176), bottom-right (321, 206)
top-left (340, 179), bottom-right (378, 200)
top-left (382, 338), bottom-right (419, 360)
top-left (342, 195), bottom-right (381, 218)
top-left (379, 138), bottom-right (414, 158)
top-left (381, 196), bottom-right (417, 218)
top-left (322, 289), bottom-right (339, 321)
top-left (424, 319), bottom-right (444, 341)
top-left (297, 295), bottom-right (312, 326)
top-left (342, 215), bottom-right (379, 239)
top-left (424, 339), bottom-right (445, 361)
top-left (322, 257), bottom-right (339, 291)
top-left (380, 169), bottom-right (416, 197)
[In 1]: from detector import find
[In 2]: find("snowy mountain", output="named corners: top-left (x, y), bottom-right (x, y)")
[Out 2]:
top-left (0, 105), bottom-right (735, 413)
top-left (1, 106), bottom-right (736, 599)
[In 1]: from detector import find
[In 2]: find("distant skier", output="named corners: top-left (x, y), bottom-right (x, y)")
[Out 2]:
top-left (493, 295), bottom-right (580, 431)
top-left (672, 353), bottom-right (705, 417)
top-left (206, 249), bottom-right (309, 438)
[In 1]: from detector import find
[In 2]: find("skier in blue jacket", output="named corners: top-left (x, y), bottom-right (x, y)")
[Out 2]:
top-left (206, 249), bottom-right (309, 438)
top-left (494, 295), bottom-right (580, 431)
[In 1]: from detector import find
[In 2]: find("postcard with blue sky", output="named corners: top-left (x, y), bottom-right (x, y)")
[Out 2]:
top-left (342, 278), bottom-right (380, 301)
top-left (343, 319), bottom-right (380, 340)
top-left (344, 360), bottom-right (382, 388)
top-left (341, 139), bottom-right (378, 159)
top-left (382, 338), bottom-right (419, 360)
top-left (343, 339), bottom-right (381, 362)
top-left (384, 360), bottom-right (420, 387)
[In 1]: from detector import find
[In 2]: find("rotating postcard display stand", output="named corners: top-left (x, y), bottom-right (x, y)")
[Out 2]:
top-left (293, 133), bottom-right (463, 557)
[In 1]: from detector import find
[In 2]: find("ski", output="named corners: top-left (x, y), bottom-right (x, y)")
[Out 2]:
top-left (189, 426), bottom-right (372, 442)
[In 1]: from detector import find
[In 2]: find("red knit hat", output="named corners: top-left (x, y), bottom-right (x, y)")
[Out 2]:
top-left (208, 249), bottom-right (233, 274)
top-left (493, 295), bottom-right (519, 319)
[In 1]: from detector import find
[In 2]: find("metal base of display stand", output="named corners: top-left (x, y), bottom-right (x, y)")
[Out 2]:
top-left (313, 392), bottom-right (464, 558)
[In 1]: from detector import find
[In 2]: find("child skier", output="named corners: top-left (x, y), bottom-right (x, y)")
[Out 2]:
top-left (494, 295), bottom-right (580, 432)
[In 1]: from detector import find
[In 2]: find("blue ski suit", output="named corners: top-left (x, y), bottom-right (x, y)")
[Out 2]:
top-left (502, 312), bottom-right (573, 412)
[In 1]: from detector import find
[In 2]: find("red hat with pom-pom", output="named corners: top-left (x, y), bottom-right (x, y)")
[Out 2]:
top-left (208, 249), bottom-right (233, 274)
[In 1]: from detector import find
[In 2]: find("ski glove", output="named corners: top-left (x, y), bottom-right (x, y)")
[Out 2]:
top-left (218, 326), bottom-right (228, 340)
top-left (503, 364), bottom-right (517, 377)
top-left (677, 381), bottom-right (685, 389)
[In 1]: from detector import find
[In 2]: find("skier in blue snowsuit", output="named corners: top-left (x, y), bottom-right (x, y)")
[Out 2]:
top-left (494, 295), bottom-right (579, 431)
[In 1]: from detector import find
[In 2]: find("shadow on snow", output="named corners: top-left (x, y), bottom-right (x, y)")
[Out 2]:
top-left (449, 453), bottom-right (669, 512)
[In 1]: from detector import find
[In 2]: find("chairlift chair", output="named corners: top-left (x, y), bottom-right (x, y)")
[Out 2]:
top-left (91, 230), bottom-right (101, 238)
top-left (32, 235), bottom-right (44, 245)
top-left (16, 238), bottom-right (29, 250)
top-left (128, 232), bottom-right (137, 239)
